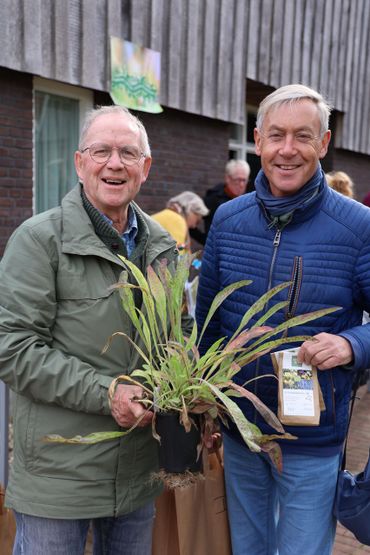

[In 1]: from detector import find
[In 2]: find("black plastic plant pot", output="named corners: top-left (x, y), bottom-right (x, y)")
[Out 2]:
top-left (155, 411), bottom-right (203, 474)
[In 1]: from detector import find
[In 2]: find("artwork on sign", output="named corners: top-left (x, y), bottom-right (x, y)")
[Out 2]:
top-left (110, 36), bottom-right (162, 113)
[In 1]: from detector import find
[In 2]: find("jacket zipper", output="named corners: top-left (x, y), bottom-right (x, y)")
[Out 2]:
top-left (254, 227), bottom-right (282, 419)
top-left (267, 228), bottom-right (281, 290)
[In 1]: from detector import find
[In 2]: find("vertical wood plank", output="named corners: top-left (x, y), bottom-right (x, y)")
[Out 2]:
top-left (280, 0), bottom-right (295, 84)
top-left (269, 0), bottom-right (284, 87)
top-left (230, 0), bottom-right (248, 123)
top-left (246, 0), bottom-right (261, 80)
top-left (216, 0), bottom-right (234, 120)
top-left (291, 0), bottom-right (304, 84)
top-left (258, 0), bottom-right (273, 84)
top-left (201, 0), bottom-right (218, 118)
top-left (301, 0), bottom-right (315, 85)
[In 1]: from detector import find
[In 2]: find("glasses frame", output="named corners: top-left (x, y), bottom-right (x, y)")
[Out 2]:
top-left (80, 143), bottom-right (146, 166)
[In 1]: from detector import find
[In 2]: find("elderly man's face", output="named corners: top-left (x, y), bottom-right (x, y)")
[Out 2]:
top-left (225, 167), bottom-right (249, 197)
top-left (254, 99), bottom-right (330, 197)
top-left (74, 112), bottom-right (151, 218)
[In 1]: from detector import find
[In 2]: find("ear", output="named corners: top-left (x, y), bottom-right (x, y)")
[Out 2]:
top-left (74, 151), bottom-right (84, 180)
top-left (141, 156), bottom-right (152, 184)
top-left (319, 130), bottom-right (331, 159)
top-left (254, 128), bottom-right (262, 156)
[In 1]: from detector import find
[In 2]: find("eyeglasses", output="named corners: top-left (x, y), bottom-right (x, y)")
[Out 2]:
top-left (80, 143), bottom-right (145, 166)
top-left (229, 177), bottom-right (247, 183)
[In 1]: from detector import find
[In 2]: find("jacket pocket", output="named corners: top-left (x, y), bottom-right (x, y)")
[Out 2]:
top-left (26, 403), bottom-right (119, 480)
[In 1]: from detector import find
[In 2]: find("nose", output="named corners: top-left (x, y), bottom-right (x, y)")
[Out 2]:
top-left (278, 134), bottom-right (297, 156)
top-left (107, 147), bottom-right (124, 168)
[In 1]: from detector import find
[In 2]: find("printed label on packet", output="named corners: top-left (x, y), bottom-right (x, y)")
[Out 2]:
top-left (271, 347), bottom-right (321, 426)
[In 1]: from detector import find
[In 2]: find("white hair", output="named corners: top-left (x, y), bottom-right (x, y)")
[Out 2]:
top-left (167, 191), bottom-right (209, 216)
top-left (256, 84), bottom-right (332, 137)
top-left (79, 105), bottom-right (151, 157)
top-left (225, 159), bottom-right (250, 177)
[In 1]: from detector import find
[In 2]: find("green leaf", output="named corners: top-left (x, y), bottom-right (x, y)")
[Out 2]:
top-left (198, 280), bottom-right (252, 344)
top-left (224, 326), bottom-right (272, 353)
top-left (259, 441), bottom-right (283, 473)
top-left (118, 256), bottom-right (161, 344)
top-left (147, 264), bottom-right (168, 340)
top-left (245, 306), bottom-right (341, 352)
top-left (42, 431), bottom-right (128, 444)
top-left (200, 380), bottom-right (262, 452)
top-left (102, 331), bottom-right (152, 368)
top-left (234, 335), bottom-right (313, 366)
top-left (226, 381), bottom-right (285, 433)
top-left (251, 300), bottom-right (289, 328)
top-left (229, 282), bottom-right (291, 342)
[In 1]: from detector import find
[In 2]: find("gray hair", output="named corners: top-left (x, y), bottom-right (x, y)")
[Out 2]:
top-left (79, 105), bottom-right (151, 157)
top-left (225, 159), bottom-right (251, 177)
top-left (256, 84), bottom-right (332, 137)
top-left (167, 191), bottom-right (209, 216)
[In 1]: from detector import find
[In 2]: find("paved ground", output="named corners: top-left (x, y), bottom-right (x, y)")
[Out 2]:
top-left (333, 384), bottom-right (370, 555)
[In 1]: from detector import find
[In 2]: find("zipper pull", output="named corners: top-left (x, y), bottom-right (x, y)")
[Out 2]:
top-left (273, 229), bottom-right (281, 247)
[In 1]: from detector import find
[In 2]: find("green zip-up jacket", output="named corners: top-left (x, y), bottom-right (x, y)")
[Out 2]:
top-left (0, 185), bottom-right (178, 518)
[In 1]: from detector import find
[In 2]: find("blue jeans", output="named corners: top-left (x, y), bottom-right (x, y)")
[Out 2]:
top-left (13, 501), bottom-right (154, 555)
top-left (223, 433), bottom-right (340, 555)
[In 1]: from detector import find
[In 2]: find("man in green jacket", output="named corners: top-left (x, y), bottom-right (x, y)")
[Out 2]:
top-left (0, 106), bottom-right (179, 554)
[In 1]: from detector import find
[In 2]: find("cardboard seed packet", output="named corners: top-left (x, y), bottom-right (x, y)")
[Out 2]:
top-left (271, 347), bottom-right (321, 426)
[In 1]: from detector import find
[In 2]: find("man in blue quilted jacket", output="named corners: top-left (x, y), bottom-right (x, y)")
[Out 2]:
top-left (196, 84), bottom-right (370, 555)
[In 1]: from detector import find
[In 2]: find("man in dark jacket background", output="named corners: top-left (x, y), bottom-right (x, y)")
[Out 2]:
top-left (190, 158), bottom-right (250, 245)
top-left (196, 84), bottom-right (370, 555)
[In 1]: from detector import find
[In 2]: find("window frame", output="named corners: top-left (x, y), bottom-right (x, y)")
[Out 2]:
top-left (32, 77), bottom-right (93, 214)
top-left (229, 104), bottom-right (257, 161)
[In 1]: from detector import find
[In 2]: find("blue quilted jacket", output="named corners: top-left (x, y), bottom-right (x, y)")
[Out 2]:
top-left (196, 181), bottom-right (370, 456)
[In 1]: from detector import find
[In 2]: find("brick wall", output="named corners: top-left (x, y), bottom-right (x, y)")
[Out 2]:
top-left (0, 68), bottom-right (33, 256)
top-left (331, 148), bottom-right (370, 203)
top-left (137, 109), bottom-right (230, 214)
top-left (94, 92), bottom-right (230, 214)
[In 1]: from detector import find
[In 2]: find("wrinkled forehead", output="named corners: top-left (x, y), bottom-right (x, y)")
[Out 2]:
top-left (228, 168), bottom-right (248, 180)
top-left (84, 113), bottom-right (141, 145)
top-left (263, 99), bottom-right (321, 129)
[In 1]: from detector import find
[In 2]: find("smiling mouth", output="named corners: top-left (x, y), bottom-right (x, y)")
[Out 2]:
top-left (276, 165), bottom-right (300, 170)
top-left (102, 179), bottom-right (126, 185)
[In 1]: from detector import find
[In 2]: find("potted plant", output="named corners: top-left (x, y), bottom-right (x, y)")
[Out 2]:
top-left (46, 254), bottom-right (338, 480)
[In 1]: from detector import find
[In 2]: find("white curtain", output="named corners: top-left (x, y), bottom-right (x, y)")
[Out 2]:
top-left (35, 91), bottom-right (79, 213)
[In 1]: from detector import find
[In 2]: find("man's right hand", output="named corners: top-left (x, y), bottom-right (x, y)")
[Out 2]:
top-left (110, 384), bottom-right (153, 428)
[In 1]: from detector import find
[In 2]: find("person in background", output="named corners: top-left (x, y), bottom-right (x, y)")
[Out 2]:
top-left (196, 83), bottom-right (370, 555)
top-left (0, 105), bottom-right (188, 555)
top-left (190, 159), bottom-right (250, 245)
top-left (326, 170), bottom-right (355, 198)
top-left (152, 191), bottom-right (209, 253)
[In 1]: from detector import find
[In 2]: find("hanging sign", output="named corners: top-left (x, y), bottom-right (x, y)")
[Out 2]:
top-left (110, 36), bottom-right (163, 113)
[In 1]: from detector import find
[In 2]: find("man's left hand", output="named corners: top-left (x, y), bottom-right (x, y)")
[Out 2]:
top-left (297, 332), bottom-right (353, 370)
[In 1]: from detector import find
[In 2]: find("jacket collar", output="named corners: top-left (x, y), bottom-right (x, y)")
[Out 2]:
top-left (60, 185), bottom-right (176, 267)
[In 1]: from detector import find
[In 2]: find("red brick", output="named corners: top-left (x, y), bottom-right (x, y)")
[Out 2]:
top-left (0, 68), bottom-right (33, 255)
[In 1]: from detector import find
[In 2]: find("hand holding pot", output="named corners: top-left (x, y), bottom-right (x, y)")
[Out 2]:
top-left (110, 384), bottom-right (153, 428)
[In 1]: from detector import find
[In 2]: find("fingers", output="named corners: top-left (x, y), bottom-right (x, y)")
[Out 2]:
top-left (297, 333), bottom-right (353, 370)
top-left (110, 384), bottom-right (153, 428)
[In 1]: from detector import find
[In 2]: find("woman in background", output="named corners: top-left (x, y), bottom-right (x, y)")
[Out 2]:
top-left (152, 191), bottom-right (209, 253)
top-left (326, 170), bottom-right (355, 198)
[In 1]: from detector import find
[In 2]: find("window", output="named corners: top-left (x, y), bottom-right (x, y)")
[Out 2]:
top-left (229, 106), bottom-right (261, 191)
top-left (33, 78), bottom-right (93, 213)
